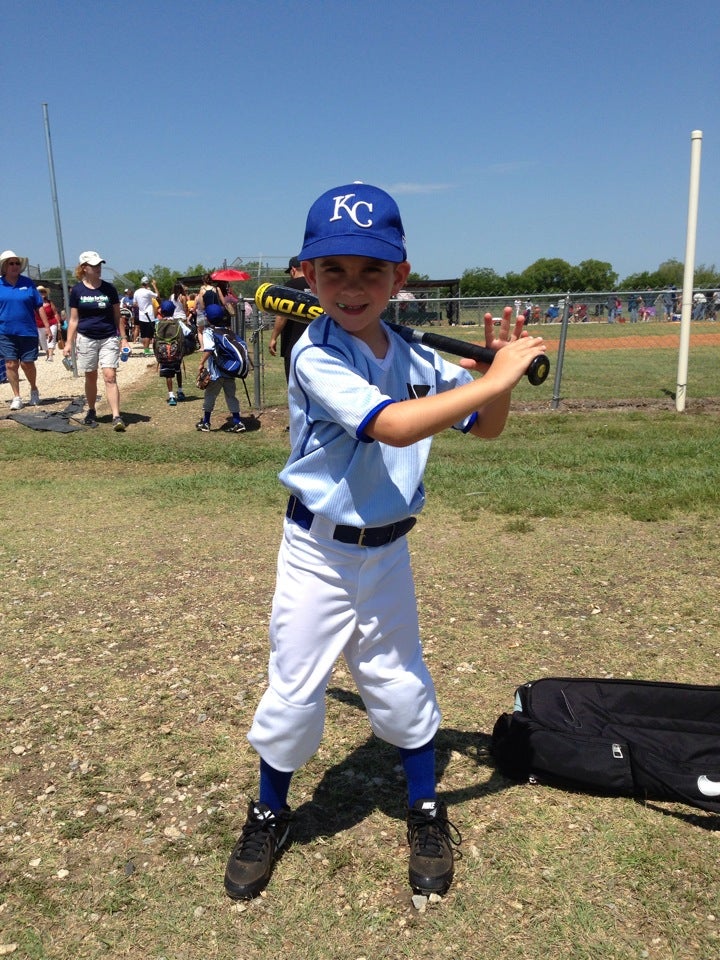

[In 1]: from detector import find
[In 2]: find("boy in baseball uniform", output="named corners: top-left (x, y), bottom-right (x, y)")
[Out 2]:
top-left (224, 182), bottom-right (547, 900)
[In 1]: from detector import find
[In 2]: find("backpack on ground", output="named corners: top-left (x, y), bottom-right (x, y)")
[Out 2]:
top-left (211, 326), bottom-right (250, 380)
top-left (154, 317), bottom-right (185, 367)
top-left (490, 676), bottom-right (720, 814)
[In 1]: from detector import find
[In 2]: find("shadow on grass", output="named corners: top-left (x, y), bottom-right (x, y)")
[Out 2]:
top-left (640, 801), bottom-right (720, 832)
top-left (284, 688), bottom-right (720, 844)
top-left (288, 686), bottom-right (511, 845)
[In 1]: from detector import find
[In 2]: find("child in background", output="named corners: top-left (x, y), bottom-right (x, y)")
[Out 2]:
top-left (36, 286), bottom-right (60, 361)
top-left (196, 303), bottom-right (246, 433)
top-left (156, 300), bottom-right (185, 406)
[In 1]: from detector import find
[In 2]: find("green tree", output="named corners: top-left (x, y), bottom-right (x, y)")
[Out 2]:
top-left (39, 265), bottom-right (74, 284)
top-left (573, 259), bottom-right (618, 292)
top-left (185, 263), bottom-right (210, 276)
top-left (125, 265), bottom-right (178, 298)
top-left (148, 265), bottom-right (178, 298)
top-left (694, 264), bottom-right (720, 288)
top-left (654, 259), bottom-right (684, 287)
top-left (460, 267), bottom-right (507, 297)
top-left (125, 270), bottom-right (146, 291)
top-left (621, 261), bottom-right (719, 290)
top-left (619, 270), bottom-right (656, 289)
top-left (518, 258), bottom-right (574, 293)
top-left (504, 271), bottom-right (523, 295)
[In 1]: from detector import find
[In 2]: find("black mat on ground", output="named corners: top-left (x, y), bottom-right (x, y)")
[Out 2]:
top-left (4, 397), bottom-right (86, 433)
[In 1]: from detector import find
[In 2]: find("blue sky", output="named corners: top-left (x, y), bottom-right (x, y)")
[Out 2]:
top-left (3, 0), bottom-right (717, 283)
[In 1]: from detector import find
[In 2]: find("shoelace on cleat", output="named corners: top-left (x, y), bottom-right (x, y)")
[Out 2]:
top-left (233, 814), bottom-right (280, 863)
top-left (408, 808), bottom-right (462, 859)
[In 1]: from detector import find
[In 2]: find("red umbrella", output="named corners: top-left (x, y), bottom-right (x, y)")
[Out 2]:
top-left (211, 269), bottom-right (251, 282)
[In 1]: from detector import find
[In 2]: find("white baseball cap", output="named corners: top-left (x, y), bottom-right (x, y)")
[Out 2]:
top-left (78, 251), bottom-right (106, 266)
top-left (141, 275), bottom-right (150, 284)
top-left (0, 250), bottom-right (28, 272)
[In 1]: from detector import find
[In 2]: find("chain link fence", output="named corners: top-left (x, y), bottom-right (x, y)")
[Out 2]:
top-left (242, 286), bottom-right (720, 410)
top-left (378, 289), bottom-right (720, 409)
top-left (33, 254), bottom-right (719, 410)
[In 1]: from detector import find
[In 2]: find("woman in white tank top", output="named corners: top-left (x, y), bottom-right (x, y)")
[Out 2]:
top-left (170, 282), bottom-right (188, 319)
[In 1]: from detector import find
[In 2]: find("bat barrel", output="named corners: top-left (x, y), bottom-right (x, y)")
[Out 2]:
top-left (255, 282), bottom-right (324, 321)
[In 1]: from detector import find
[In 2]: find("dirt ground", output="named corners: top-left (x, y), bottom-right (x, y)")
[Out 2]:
top-left (563, 332), bottom-right (719, 351)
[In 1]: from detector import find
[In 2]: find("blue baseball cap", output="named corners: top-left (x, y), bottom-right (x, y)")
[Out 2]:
top-left (298, 183), bottom-right (407, 263)
top-left (160, 299), bottom-right (175, 316)
top-left (205, 303), bottom-right (225, 324)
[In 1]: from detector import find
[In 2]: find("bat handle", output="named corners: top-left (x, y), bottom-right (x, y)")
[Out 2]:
top-left (526, 354), bottom-right (551, 386)
top-left (387, 323), bottom-right (550, 386)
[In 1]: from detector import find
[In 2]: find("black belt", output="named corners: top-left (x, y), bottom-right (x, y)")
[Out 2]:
top-left (286, 496), bottom-right (416, 547)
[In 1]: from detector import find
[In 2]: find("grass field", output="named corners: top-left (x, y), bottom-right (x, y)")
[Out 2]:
top-left (438, 318), bottom-right (720, 406)
top-left (1, 332), bottom-right (720, 960)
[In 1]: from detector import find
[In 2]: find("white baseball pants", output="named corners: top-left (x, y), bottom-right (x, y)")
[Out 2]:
top-left (247, 519), bottom-right (441, 772)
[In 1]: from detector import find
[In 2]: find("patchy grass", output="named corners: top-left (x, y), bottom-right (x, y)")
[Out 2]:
top-left (1, 368), bottom-right (720, 959)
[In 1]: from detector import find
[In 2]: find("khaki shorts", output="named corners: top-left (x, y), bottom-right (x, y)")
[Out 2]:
top-left (76, 333), bottom-right (121, 372)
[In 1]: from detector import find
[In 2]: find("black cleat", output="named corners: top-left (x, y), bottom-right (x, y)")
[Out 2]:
top-left (224, 801), bottom-right (292, 900)
top-left (407, 798), bottom-right (461, 895)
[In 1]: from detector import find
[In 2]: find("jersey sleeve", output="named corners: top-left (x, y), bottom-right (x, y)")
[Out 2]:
top-left (293, 340), bottom-right (391, 441)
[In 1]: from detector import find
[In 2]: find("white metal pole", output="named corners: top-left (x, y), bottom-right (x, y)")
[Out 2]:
top-left (676, 130), bottom-right (703, 412)
top-left (42, 102), bottom-right (77, 376)
top-left (42, 103), bottom-right (70, 318)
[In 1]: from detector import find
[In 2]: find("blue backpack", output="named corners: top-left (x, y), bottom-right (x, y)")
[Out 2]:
top-left (212, 327), bottom-right (250, 379)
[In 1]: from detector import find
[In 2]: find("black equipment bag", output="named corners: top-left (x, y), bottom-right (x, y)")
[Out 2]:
top-left (490, 677), bottom-right (720, 813)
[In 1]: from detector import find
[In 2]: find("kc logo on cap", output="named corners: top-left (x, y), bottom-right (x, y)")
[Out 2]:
top-left (330, 194), bottom-right (374, 228)
top-left (299, 183), bottom-right (407, 264)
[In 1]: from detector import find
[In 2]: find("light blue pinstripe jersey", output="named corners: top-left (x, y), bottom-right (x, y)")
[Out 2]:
top-left (279, 315), bottom-right (477, 527)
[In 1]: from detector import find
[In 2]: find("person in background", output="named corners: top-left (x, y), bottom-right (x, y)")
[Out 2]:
top-left (692, 291), bottom-right (707, 321)
top-left (170, 280), bottom-right (194, 362)
top-left (654, 291), bottom-right (666, 321)
top-left (120, 288), bottom-right (135, 343)
top-left (195, 303), bottom-right (246, 433)
top-left (133, 275), bottom-right (159, 355)
top-left (269, 256), bottom-right (310, 383)
top-left (170, 281), bottom-right (189, 325)
top-left (607, 293), bottom-right (618, 323)
top-left (711, 290), bottom-right (720, 322)
top-left (36, 285), bottom-right (61, 360)
top-left (195, 273), bottom-right (221, 349)
top-left (197, 274), bottom-right (229, 325)
top-left (663, 287), bottom-right (676, 321)
top-left (636, 295), bottom-right (646, 322)
top-left (156, 299), bottom-right (185, 406)
top-left (64, 251), bottom-right (128, 431)
top-left (0, 250), bottom-right (43, 410)
top-left (218, 280), bottom-right (236, 321)
top-left (627, 294), bottom-right (638, 324)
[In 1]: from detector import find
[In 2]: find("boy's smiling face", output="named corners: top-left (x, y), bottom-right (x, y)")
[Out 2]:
top-left (303, 255), bottom-right (410, 347)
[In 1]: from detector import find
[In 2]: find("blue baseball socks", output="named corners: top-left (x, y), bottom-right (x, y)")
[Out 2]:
top-left (398, 739), bottom-right (436, 808)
